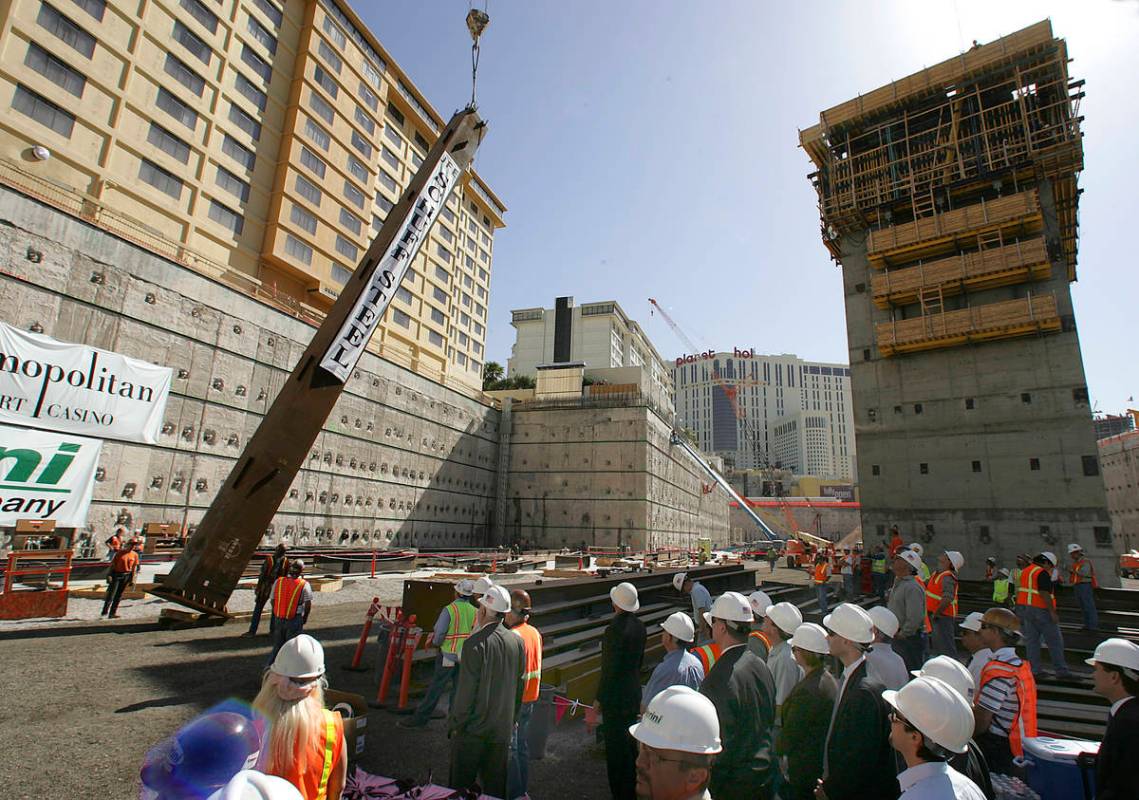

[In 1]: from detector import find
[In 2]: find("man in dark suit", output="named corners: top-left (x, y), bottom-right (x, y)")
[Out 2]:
top-left (816, 603), bottom-right (899, 800)
top-left (699, 591), bottom-right (777, 800)
top-left (594, 582), bottom-right (646, 799)
top-left (1087, 638), bottom-right (1139, 800)
top-left (779, 622), bottom-right (837, 800)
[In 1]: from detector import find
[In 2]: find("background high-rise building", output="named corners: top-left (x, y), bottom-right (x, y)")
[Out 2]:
top-left (0, 0), bottom-right (503, 391)
top-left (671, 352), bottom-right (855, 479)
top-left (800, 20), bottom-right (1116, 580)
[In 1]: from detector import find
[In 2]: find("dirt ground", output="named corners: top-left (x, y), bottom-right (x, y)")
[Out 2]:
top-left (0, 580), bottom-right (610, 799)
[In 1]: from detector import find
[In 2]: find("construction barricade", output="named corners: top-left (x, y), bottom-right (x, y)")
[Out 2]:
top-left (0, 549), bottom-right (73, 620)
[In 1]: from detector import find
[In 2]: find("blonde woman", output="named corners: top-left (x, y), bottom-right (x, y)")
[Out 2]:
top-left (253, 635), bottom-right (346, 800)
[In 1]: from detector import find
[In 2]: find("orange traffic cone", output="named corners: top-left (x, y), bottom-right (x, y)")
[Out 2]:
top-left (578, 556), bottom-right (584, 570)
top-left (491, 559), bottom-right (497, 573)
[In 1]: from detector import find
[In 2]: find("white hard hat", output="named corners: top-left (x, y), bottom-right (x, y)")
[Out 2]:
top-left (867, 606), bottom-right (899, 639)
top-left (472, 575), bottom-right (495, 596)
top-left (823, 603), bottom-right (875, 644)
top-left (611, 582), bottom-right (640, 613)
top-left (661, 611), bottom-right (695, 643)
top-left (481, 585), bottom-right (511, 614)
top-left (790, 623), bottom-right (829, 655)
top-left (702, 591), bottom-right (753, 629)
top-left (944, 551), bottom-right (964, 571)
top-left (959, 611), bottom-right (985, 632)
top-left (207, 771), bottom-right (303, 800)
top-left (912, 655), bottom-right (976, 702)
top-left (672, 572), bottom-right (689, 591)
top-left (883, 676), bottom-right (974, 754)
top-left (896, 549), bottom-right (923, 573)
top-left (1084, 638), bottom-right (1139, 674)
top-left (270, 634), bottom-right (325, 680)
top-left (748, 590), bottom-right (773, 618)
top-left (765, 602), bottom-right (802, 637)
top-left (1067, 543), bottom-right (1083, 554)
top-left (1041, 551), bottom-right (1057, 566)
top-left (628, 686), bottom-right (722, 755)
top-left (909, 543), bottom-right (924, 557)
top-left (998, 568), bottom-right (1010, 578)
top-left (456, 579), bottom-right (474, 597)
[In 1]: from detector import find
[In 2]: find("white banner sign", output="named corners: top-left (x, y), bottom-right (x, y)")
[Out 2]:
top-left (0, 426), bottom-right (101, 526)
top-left (321, 152), bottom-right (463, 382)
top-left (0, 322), bottom-right (172, 443)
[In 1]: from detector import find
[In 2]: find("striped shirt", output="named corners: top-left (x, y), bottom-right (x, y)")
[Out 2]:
top-left (977, 646), bottom-right (1020, 738)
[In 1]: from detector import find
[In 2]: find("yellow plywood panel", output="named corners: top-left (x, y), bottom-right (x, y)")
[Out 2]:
top-left (876, 295), bottom-right (1060, 356)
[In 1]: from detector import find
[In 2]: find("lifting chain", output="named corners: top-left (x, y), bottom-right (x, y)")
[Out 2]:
top-left (466, 2), bottom-right (490, 109)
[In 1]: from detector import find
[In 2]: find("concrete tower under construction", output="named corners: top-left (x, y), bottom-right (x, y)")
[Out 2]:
top-left (800, 21), bottom-right (1116, 580)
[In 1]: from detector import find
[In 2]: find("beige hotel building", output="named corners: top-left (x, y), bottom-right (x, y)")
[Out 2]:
top-left (0, 0), bottom-right (504, 391)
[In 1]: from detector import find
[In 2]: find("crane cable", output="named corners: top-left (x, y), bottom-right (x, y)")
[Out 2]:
top-left (466, 1), bottom-right (490, 110)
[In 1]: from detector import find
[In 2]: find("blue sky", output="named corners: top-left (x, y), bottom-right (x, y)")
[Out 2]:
top-left (350, 1), bottom-right (1137, 414)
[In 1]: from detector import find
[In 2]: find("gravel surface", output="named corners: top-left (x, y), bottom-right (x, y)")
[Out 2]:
top-left (0, 572), bottom-right (609, 799)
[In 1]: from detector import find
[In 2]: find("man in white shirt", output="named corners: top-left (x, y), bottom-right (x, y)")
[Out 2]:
top-left (675, 572), bottom-right (713, 644)
top-left (866, 606), bottom-right (909, 691)
top-left (840, 549), bottom-right (857, 600)
top-left (958, 612), bottom-right (992, 693)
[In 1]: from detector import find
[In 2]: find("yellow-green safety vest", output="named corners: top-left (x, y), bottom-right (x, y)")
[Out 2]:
top-left (992, 578), bottom-right (1011, 604)
top-left (441, 600), bottom-right (477, 657)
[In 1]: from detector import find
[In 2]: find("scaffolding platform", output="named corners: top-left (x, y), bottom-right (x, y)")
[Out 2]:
top-left (876, 294), bottom-right (1061, 357)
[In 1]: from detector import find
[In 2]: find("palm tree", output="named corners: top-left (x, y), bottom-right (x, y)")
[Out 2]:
top-left (482, 361), bottom-right (504, 389)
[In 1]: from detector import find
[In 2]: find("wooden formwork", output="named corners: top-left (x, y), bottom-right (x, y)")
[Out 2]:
top-left (876, 294), bottom-right (1060, 356)
top-left (871, 236), bottom-right (1050, 308)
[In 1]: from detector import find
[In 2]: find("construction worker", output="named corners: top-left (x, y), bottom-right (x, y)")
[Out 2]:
top-left (991, 568), bottom-right (1012, 607)
top-left (1066, 543), bottom-right (1099, 630)
top-left (763, 601), bottom-right (804, 722)
top-left (888, 526), bottom-right (904, 558)
top-left (268, 560), bottom-right (311, 664)
top-left (888, 548), bottom-right (929, 671)
top-left (779, 623), bottom-right (836, 800)
top-left (1015, 552), bottom-right (1072, 679)
top-left (674, 572), bottom-right (713, 644)
top-left (958, 612), bottom-right (993, 693)
top-left (448, 585), bottom-right (525, 799)
top-left (698, 591), bottom-right (777, 800)
top-left (870, 545), bottom-right (888, 600)
top-left (596, 582), bottom-right (647, 799)
top-left (104, 526), bottom-right (125, 560)
top-left (909, 656), bottom-right (995, 799)
top-left (925, 550), bottom-right (963, 657)
top-left (100, 540), bottom-right (139, 619)
top-left (642, 612), bottom-right (705, 711)
top-left (1010, 553), bottom-right (1030, 592)
top-left (984, 557), bottom-right (996, 582)
top-left (865, 606), bottom-right (908, 691)
top-left (973, 607), bottom-right (1037, 775)
top-left (628, 685), bottom-right (722, 800)
top-left (253, 635), bottom-right (348, 800)
top-left (472, 574), bottom-right (496, 600)
top-left (884, 677), bottom-right (986, 800)
top-left (244, 544), bottom-right (288, 637)
top-left (506, 589), bottom-right (542, 800)
top-left (909, 543), bottom-right (931, 582)
top-left (1086, 638), bottom-right (1139, 799)
top-left (817, 603), bottom-right (898, 800)
top-left (747, 590), bottom-right (773, 660)
top-left (812, 553), bottom-right (832, 615)
top-left (400, 579), bottom-right (477, 729)
top-left (839, 549), bottom-right (856, 600)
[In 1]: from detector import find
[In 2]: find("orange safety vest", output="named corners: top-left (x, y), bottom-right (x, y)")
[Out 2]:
top-left (985, 565), bottom-right (994, 581)
top-left (276, 708), bottom-right (343, 800)
top-left (692, 643), bottom-right (722, 674)
top-left (513, 622), bottom-right (543, 704)
top-left (1016, 564), bottom-right (1050, 609)
top-left (914, 576), bottom-right (933, 633)
top-left (1069, 557), bottom-right (1099, 589)
top-left (813, 563), bottom-right (830, 584)
top-left (924, 570), bottom-right (958, 617)
top-left (273, 576), bottom-right (308, 618)
top-left (977, 659), bottom-right (1037, 758)
top-left (111, 549), bottom-right (138, 574)
top-left (749, 630), bottom-right (771, 650)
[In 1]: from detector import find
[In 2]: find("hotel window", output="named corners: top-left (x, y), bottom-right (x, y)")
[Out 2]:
top-left (438, 226), bottom-right (453, 244)
top-left (375, 194), bottom-right (394, 213)
top-left (216, 166), bottom-right (250, 202)
top-left (11, 84), bottom-right (74, 137)
top-left (377, 170), bottom-right (397, 194)
top-left (318, 40), bottom-right (342, 73)
top-left (157, 87), bottom-right (198, 130)
top-left (290, 204), bottom-right (317, 234)
top-left (71, 0), bottom-right (105, 21)
top-left (434, 265), bottom-right (449, 283)
top-left (322, 14), bottom-right (346, 49)
top-left (475, 303), bottom-right (485, 318)
top-left (222, 134), bottom-right (255, 170)
top-left (228, 104), bottom-right (261, 141)
top-left (246, 15), bottom-right (277, 54)
top-left (372, 214), bottom-right (383, 232)
top-left (362, 60), bottom-right (382, 90)
top-left (251, 0), bottom-right (282, 28)
top-left (304, 118), bottom-right (330, 150)
top-left (381, 145), bottom-right (400, 170)
top-left (330, 263), bottom-right (352, 284)
top-left (173, 20), bottom-right (211, 65)
top-left (351, 131), bottom-right (372, 159)
top-left (347, 155), bottom-right (368, 183)
top-left (284, 234), bottom-right (312, 265)
top-left (299, 146), bottom-right (326, 179)
top-left (138, 158), bottom-right (183, 199)
top-left (164, 53), bottom-right (205, 96)
top-left (339, 208), bottom-right (362, 236)
top-left (463, 275), bottom-right (472, 288)
top-left (473, 322), bottom-right (484, 336)
top-left (359, 83), bottom-right (379, 112)
top-left (427, 330), bottom-right (444, 348)
top-left (235, 72), bottom-right (267, 112)
top-left (240, 44), bottom-right (272, 84)
top-left (294, 174), bottom-right (322, 206)
top-left (147, 123), bottom-right (190, 164)
top-left (343, 181), bottom-right (365, 209)
top-left (431, 308), bottom-right (445, 325)
top-left (432, 286), bottom-right (447, 304)
top-left (309, 90), bottom-right (334, 124)
top-left (354, 106), bottom-right (376, 135)
top-left (396, 286), bottom-right (413, 304)
top-left (409, 150), bottom-right (423, 169)
top-left (179, 0), bottom-right (218, 34)
top-left (392, 309), bottom-right (410, 328)
top-left (25, 42), bottom-right (85, 97)
top-left (458, 332), bottom-right (469, 347)
top-left (435, 243), bottom-right (452, 263)
top-left (335, 235), bottom-right (358, 261)
top-left (386, 102), bottom-right (405, 126)
top-left (208, 200), bottom-right (243, 234)
top-left (383, 125), bottom-right (403, 147)
top-left (312, 65), bottom-right (338, 98)
top-left (37, 3), bottom-right (95, 58)
top-left (415, 131), bottom-right (430, 151)
top-left (441, 206), bottom-right (455, 224)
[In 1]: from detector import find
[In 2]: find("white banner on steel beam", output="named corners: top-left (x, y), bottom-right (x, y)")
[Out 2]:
top-left (321, 152), bottom-right (463, 382)
top-left (0, 426), bottom-right (101, 526)
top-left (0, 322), bottom-right (172, 444)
